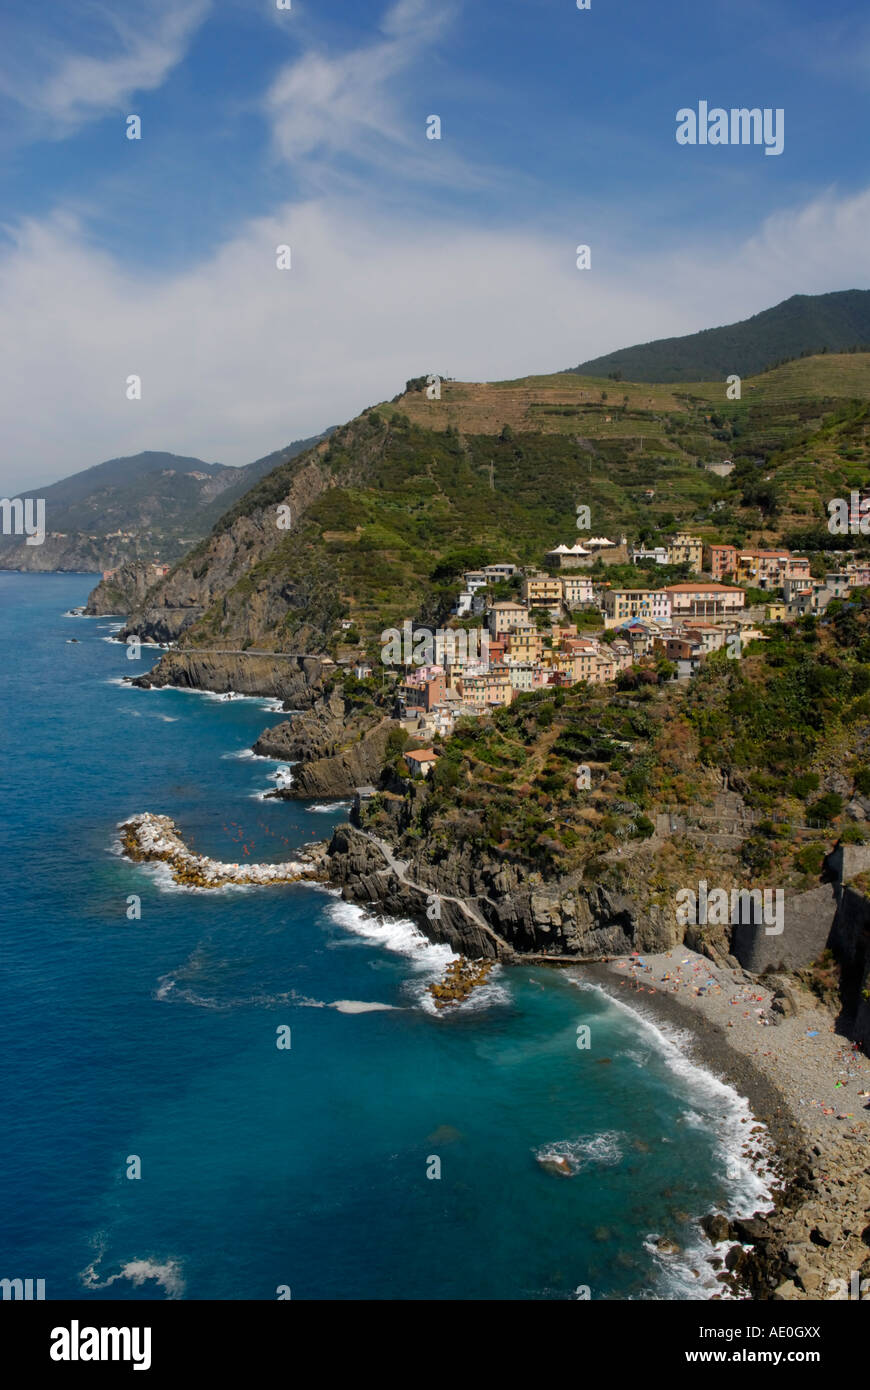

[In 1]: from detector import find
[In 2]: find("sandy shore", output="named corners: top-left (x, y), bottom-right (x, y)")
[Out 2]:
top-left (580, 948), bottom-right (870, 1300)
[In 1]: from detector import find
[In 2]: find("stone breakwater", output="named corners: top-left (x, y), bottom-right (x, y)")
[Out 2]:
top-left (428, 958), bottom-right (494, 1009)
top-left (120, 813), bottom-right (328, 889)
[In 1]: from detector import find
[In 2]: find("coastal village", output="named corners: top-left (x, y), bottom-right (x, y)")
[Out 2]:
top-left (364, 529), bottom-right (870, 770)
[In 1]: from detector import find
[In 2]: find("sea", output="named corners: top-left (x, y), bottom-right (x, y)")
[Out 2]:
top-left (0, 573), bottom-right (773, 1300)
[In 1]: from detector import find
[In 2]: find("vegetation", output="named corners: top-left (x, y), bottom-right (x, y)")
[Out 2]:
top-left (358, 597), bottom-right (870, 897)
top-left (567, 290), bottom-right (870, 382)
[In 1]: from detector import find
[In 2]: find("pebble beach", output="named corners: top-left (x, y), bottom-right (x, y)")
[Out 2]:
top-left (584, 949), bottom-right (870, 1299)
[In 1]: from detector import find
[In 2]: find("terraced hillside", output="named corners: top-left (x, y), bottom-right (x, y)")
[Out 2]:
top-left (119, 354), bottom-right (870, 658)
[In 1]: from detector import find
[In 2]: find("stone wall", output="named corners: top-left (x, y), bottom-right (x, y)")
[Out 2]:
top-left (731, 883), bottom-right (838, 973)
top-left (829, 887), bottom-right (870, 1045)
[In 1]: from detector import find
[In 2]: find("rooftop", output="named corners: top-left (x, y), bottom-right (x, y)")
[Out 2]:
top-left (665, 582), bottom-right (744, 593)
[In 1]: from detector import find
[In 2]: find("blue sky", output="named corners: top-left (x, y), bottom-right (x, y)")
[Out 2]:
top-left (1, 0), bottom-right (869, 489)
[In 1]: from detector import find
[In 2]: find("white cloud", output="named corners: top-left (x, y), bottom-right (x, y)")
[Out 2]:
top-left (265, 0), bottom-right (454, 171)
top-left (1, 184), bottom-right (869, 493)
top-left (0, 0), bottom-right (209, 137)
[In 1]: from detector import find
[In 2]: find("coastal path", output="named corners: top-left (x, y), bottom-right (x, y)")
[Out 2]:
top-left (355, 829), bottom-right (609, 968)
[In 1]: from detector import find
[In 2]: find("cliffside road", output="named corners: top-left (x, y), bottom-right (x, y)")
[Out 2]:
top-left (355, 828), bottom-right (606, 965)
top-left (135, 646), bottom-right (327, 659)
top-left (131, 648), bottom-right (329, 706)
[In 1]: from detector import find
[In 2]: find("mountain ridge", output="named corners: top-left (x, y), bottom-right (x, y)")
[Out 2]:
top-left (568, 289), bottom-right (870, 383)
top-left (0, 436), bottom-right (331, 573)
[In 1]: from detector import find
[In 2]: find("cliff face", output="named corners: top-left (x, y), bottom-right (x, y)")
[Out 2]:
top-left (254, 691), bottom-right (395, 795)
top-left (121, 452), bottom-right (335, 648)
top-left (830, 886), bottom-right (870, 1045)
top-left (86, 561), bottom-right (165, 616)
top-left (132, 650), bottom-right (327, 705)
top-left (324, 823), bottom-right (679, 961)
top-left (0, 534), bottom-right (125, 573)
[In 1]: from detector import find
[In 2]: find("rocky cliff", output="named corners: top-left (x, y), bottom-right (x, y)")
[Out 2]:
top-left (132, 649), bottom-right (327, 705)
top-left (324, 821), bottom-right (679, 961)
top-left (86, 561), bottom-right (166, 616)
top-left (254, 691), bottom-right (395, 796)
top-left (120, 450), bottom-right (336, 648)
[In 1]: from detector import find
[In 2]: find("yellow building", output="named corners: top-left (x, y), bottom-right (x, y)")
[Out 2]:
top-left (523, 576), bottom-right (563, 607)
top-left (595, 651), bottom-right (617, 683)
top-left (667, 534), bottom-right (703, 571)
top-left (506, 627), bottom-right (544, 663)
top-left (603, 589), bottom-right (672, 627)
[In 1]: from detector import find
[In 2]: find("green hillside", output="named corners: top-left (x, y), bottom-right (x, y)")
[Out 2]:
top-left (126, 351), bottom-right (870, 654)
top-left (567, 290), bottom-right (870, 383)
top-left (358, 594), bottom-right (870, 890)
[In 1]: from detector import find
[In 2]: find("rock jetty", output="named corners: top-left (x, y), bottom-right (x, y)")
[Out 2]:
top-left (120, 812), bottom-right (327, 889)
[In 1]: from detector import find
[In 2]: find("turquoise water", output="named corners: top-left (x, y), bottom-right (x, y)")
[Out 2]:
top-left (0, 574), bottom-right (769, 1300)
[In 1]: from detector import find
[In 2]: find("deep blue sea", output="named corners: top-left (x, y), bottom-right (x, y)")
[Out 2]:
top-left (0, 574), bottom-right (771, 1300)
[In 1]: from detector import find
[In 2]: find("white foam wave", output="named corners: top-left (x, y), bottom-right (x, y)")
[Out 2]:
top-left (80, 1252), bottom-right (185, 1300)
top-left (573, 978), bottom-right (777, 1220)
top-left (641, 1230), bottom-right (736, 1300)
top-left (154, 974), bottom-right (331, 1011)
top-left (326, 899), bottom-right (455, 974)
top-left (331, 999), bottom-right (401, 1013)
top-left (414, 971), bottom-right (511, 1017)
top-left (534, 1130), bottom-right (624, 1175)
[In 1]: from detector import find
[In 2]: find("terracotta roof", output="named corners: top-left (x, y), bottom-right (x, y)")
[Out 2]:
top-left (665, 582), bottom-right (743, 593)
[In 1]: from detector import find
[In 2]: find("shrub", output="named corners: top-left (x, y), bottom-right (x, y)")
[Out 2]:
top-left (808, 792), bottom-right (843, 825)
top-left (386, 727), bottom-right (409, 756)
top-left (791, 772), bottom-right (820, 800)
top-left (794, 843), bottom-right (826, 875)
top-left (741, 836), bottom-right (773, 873)
top-left (854, 766), bottom-right (870, 796)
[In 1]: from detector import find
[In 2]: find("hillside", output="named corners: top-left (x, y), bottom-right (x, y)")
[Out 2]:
top-left (567, 290), bottom-right (870, 383)
top-left (120, 352), bottom-right (870, 657)
top-left (360, 596), bottom-right (870, 887)
top-left (0, 437), bottom-right (328, 573)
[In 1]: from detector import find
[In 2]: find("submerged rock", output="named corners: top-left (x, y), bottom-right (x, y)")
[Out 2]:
top-left (428, 957), bottom-right (493, 1009)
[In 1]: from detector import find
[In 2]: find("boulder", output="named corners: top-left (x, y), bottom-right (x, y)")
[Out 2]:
top-left (732, 1216), bottom-right (772, 1243)
top-left (701, 1212), bottom-right (733, 1244)
top-left (773, 1280), bottom-right (801, 1300)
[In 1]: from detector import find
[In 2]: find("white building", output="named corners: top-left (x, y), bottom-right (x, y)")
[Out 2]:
top-left (562, 574), bottom-right (595, 607)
